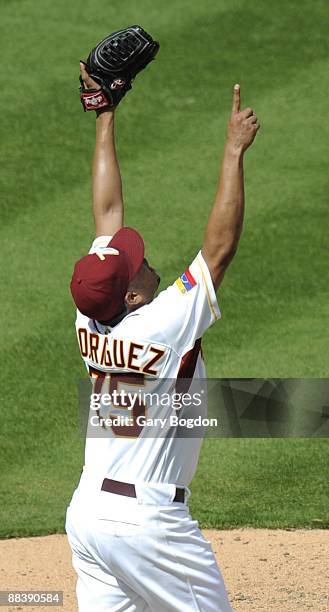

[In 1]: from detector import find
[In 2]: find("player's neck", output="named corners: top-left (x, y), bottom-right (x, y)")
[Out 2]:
top-left (98, 308), bottom-right (128, 328)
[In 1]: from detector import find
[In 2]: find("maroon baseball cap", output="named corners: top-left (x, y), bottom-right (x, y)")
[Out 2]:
top-left (70, 227), bottom-right (144, 321)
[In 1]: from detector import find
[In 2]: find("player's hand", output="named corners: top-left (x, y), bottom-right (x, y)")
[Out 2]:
top-left (80, 62), bottom-right (101, 90)
top-left (226, 84), bottom-right (260, 154)
top-left (80, 62), bottom-right (115, 117)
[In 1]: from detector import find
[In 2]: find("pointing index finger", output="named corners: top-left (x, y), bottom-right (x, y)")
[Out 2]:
top-left (232, 83), bottom-right (240, 114)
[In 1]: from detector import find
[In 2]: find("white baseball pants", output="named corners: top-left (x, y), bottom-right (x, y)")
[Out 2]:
top-left (65, 483), bottom-right (232, 611)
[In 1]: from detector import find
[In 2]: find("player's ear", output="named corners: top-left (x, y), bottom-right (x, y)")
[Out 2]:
top-left (125, 290), bottom-right (144, 307)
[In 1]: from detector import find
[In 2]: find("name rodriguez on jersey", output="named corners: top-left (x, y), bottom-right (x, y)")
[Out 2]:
top-left (89, 414), bottom-right (218, 430)
top-left (77, 327), bottom-right (166, 374)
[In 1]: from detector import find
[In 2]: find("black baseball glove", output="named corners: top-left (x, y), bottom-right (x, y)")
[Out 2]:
top-left (80, 25), bottom-right (160, 112)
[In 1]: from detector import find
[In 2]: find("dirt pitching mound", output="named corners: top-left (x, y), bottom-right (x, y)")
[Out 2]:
top-left (0, 529), bottom-right (328, 611)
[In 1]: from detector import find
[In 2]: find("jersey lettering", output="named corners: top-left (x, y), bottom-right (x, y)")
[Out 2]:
top-left (127, 342), bottom-right (144, 371)
top-left (88, 367), bottom-right (146, 438)
top-left (142, 347), bottom-right (166, 375)
top-left (78, 328), bottom-right (88, 357)
top-left (77, 328), bottom-right (166, 375)
top-left (113, 339), bottom-right (125, 368)
top-left (89, 333), bottom-right (99, 362)
top-left (100, 336), bottom-right (112, 367)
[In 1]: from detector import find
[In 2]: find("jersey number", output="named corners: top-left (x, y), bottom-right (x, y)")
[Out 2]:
top-left (89, 367), bottom-right (146, 438)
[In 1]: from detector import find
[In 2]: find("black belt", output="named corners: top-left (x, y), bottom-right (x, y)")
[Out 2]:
top-left (101, 478), bottom-right (185, 503)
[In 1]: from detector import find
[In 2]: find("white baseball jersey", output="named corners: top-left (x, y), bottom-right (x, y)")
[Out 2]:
top-left (74, 235), bottom-right (221, 500)
top-left (67, 236), bottom-right (233, 611)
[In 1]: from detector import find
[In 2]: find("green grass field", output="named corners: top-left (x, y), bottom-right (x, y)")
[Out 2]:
top-left (0, 0), bottom-right (328, 537)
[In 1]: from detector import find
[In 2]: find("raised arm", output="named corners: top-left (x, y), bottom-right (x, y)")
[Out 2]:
top-left (202, 84), bottom-right (260, 290)
top-left (80, 62), bottom-right (124, 237)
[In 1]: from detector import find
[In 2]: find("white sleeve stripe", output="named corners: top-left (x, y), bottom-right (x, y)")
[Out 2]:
top-left (196, 255), bottom-right (220, 321)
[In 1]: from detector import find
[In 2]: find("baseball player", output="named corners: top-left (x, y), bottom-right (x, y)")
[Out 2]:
top-left (66, 27), bottom-right (260, 612)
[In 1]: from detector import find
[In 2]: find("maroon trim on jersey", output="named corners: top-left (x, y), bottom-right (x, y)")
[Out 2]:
top-left (93, 320), bottom-right (102, 334)
top-left (92, 311), bottom-right (141, 335)
top-left (175, 338), bottom-right (202, 394)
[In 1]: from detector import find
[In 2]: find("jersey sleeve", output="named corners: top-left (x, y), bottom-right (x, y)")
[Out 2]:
top-left (151, 251), bottom-right (221, 356)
